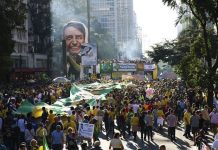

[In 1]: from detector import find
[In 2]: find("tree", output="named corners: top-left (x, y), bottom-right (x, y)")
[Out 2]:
top-left (28, 0), bottom-right (52, 75)
top-left (159, 0), bottom-right (218, 106)
top-left (0, 0), bottom-right (26, 81)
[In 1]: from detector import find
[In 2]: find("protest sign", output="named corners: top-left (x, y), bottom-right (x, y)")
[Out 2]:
top-left (78, 122), bottom-right (94, 139)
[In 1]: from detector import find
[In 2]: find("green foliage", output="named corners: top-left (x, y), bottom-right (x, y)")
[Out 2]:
top-left (147, 17), bottom-right (217, 90)
top-left (176, 54), bottom-right (206, 87)
top-left (28, 0), bottom-right (52, 53)
top-left (0, 0), bottom-right (26, 81)
top-left (162, 0), bottom-right (218, 106)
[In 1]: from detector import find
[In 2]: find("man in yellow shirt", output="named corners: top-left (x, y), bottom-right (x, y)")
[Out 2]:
top-left (131, 113), bottom-right (139, 140)
top-left (48, 110), bottom-right (55, 125)
top-left (36, 123), bottom-right (48, 145)
top-left (64, 116), bottom-right (77, 134)
top-left (86, 107), bottom-right (93, 118)
top-left (70, 110), bottom-right (76, 122)
top-left (0, 105), bottom-right (8, 119)
top-left (157, 107), bottom-right (165, 130)
top-left (108, 107), bottom-right (115, 121)
top-left (92, 106), bottom-right (98, 117)
top-left (183, 108), bottom-right (192, 138)
top-left (157, 108), bottom-right (164, 118)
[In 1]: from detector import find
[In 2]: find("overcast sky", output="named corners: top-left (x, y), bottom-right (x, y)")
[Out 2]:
top-left (134, 0), bottom-right (178, 54)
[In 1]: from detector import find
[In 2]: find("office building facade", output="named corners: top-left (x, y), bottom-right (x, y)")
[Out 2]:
top-left (90, 0), bottom-right (141, 59)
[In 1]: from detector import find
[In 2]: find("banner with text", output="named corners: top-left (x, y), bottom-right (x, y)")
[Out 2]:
top-left (113, 63), bottom-right (137, 72)
top-left (144, 64), bottom-right (156, 71)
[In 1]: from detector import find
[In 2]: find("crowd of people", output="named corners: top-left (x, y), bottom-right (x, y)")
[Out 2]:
top-left (0, 79), bottom-right (218, 150)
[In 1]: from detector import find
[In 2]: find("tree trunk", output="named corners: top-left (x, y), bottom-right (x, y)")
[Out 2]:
top-left (201, 24), bottom-right (214, 108)
top-left (207, 73), bottom-right (214, 108)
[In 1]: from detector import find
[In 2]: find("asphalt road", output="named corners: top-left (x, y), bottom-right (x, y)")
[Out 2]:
top-left (79, 123), bottom-right (214, 150)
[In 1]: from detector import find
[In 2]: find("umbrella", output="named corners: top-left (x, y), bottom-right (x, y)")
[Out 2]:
top-left (52, 77), bottom-right (70, 83)
top-left (27, 79), bottom-right (36, 83)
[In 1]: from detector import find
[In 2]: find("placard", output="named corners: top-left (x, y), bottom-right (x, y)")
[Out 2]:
top-left (78, 122), bottom-right (94, 139)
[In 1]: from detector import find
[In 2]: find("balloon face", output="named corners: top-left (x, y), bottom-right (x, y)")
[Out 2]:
top-left (146, 88), bottom-right (154, 99)
top-left (64, 26), bottom-right (85, 55)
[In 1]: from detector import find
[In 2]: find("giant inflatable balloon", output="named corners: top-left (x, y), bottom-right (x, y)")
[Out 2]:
top-left (146, 88), bottom-right (154, 99)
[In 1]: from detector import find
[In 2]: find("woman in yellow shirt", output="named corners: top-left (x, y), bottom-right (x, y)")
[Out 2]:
top-left (131, 113), bottom-right (139, 140)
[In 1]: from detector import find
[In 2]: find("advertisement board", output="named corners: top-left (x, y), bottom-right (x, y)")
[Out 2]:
top-left (113, 63), bottom-right (137, 72)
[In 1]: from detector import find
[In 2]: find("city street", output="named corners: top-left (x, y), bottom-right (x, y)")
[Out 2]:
top-left (1, 1), bottom-right (218, 150)
top-left (90, 123), bottom-right (214, 150)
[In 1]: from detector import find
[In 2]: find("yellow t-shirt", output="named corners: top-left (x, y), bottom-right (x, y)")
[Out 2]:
top-left (64, 121), bottom-right (77, 132)
top-left (165, 98), bottom-right (169, 106)
top-left (131, 116), bottom-right (139, 126)
top-left (36, 127), bottom-right (48, 137)
top-left (157, 110), bottom-right (164, 117)
top-left (0, 108), bottom-right (8, 119)
top-left (56, 89), bottom-right (62, 97)
top-left (108, 111), bottom-right (115, 120)
top-left (48, 113), bottom-right (55, 124)
top-left (92, 109), bottom-right (98, 116)
top-left (70, 115), bottom-right (76, 122)
top-left (50, 95), bottom-right (56, 103)
top-left (86, 110), bottom-right (92, 117)
top-left (0, 111), bottom-right (4, 118)
top-left (161, 99), bottom-right (166, 106)
top-left (183, 111), bottom-right (191, 125)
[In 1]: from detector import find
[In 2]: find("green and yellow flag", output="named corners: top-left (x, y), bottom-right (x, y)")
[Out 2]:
top-left (38, 136), bottom-right (49, 150)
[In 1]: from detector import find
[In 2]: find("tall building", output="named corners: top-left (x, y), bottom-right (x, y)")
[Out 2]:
top-left (10, 0), bottom-right (29, 69)
top-left (116, 0), bottom-right (134, 43)
top-left (10, 0), bottom-right (51, 77)
top-left (90, 0), bottom-right (117, 42)
top-left (90, 0), bottom-right (141, 60)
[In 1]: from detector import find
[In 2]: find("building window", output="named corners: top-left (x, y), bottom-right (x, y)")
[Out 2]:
top-left (36, 59), bottom-right (46, 68)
